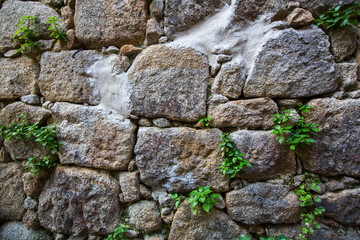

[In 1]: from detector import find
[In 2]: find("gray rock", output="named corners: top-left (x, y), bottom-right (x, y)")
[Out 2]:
top-left (119, 171), bottom-right (140, 202)
top-left (135, 127), bottom-right (229, 193)
top-left (208, 98), bottom-right (278, 129)
top-left (226, 183), bottom-right (301, 224)
top-left (104, 46), bottom-right (120, 54)
top-left (40, 0), bottom-right (64, 8)
top-left (212, 62), bottom-right (246, 99)
top-left (329, 27), bottom-right (357, 62)
top-left (3, 49), bottom-right (21, 58)
top-left (208, 93), bottom-right (229, 105)
top-left (164, 0), bottom-right (230, 38)
top-left (325, 176), bottom-right (359, 192)
top-left (244, 27), bottom-right (340, 98)
top-left (320, 188), bottom-right (360, 226)
top-left (299, 98), bottom-right (360, 177)
top-left (265, 223), bottom-right (302, 240)
top-left (169, 200), bottom-right (247, 240)
top-left (129, 201), bottom-right (163, 233)
top-left (150, 0), bottom-right (164, 21)
top-left (298, 0), bottom-right (359, 16)
top-left (0, 102), bottom-right (50, 125)
top-left (0, 221), bottom-right (52, 240)
top-left (230, 130), bottom-right (296, 180)
top-left (0, 0), bottom-right (65, 53)
top-left (338, 63), bottom-right (358, 92)
top-left (276, 99), bottom-right (302, 112)
top-left (214, 195), bottom-right (226, 209)
top-left (146, 18), bottom-right (163, 46)
top-left (22, 171), bottom-right (49, 198)
top-left (74, 0), bottom-right (147, 49)
top-left (152, 118), bottom-right (171, 128)
top-left (20, 95), bottom-right (41, 105)
top-left (0, 162), bottom-right (26, 221)
top-left (4, 138), bottom-right (52, 161)
top-left (51, 102), bottom-right (137, 170)
top-left (138, 118), bottom-right (152, 127)
top-left (129, 45), bottom-right (209, 122)
top-left (38, 39), bottom-right (56, 52)
top-left (158, 36), bottom-right (168, 44)
top-left (39, 51), bottom-right (103, 105)
top-left (140, 184), bottom-right (153, 200)
top-left (145, 234), bottom-right (167, 240)
top-left (23, 210), bottom-right (39, 229)
top-left (0, 57), bottom-right (39, 100)
top-left (24, 197), bottom-right (38, 210)
top-left (38, 165), bottom-right (122, 235)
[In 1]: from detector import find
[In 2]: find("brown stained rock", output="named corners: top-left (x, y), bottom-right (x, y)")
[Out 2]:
top-left (120, 44), bottom-right (142, 56)
top-left (129, 201), bottom-right (163, 233)
top-left (169, 200), bottom-right (247, 240)
top-left (299, 98), bottom-right (360, 177)
top-left (208, 98), bottom-right (278, 129)
top-left (286, 8), bottom-right (314, 28)
top-left (74, 0), bottom-right (147, 49)
top-left (22, 172), bottom-right (49, 199)
top-left (38, 165), bottom-right (122, 236)
top-left (51, 103), bottom-right (137, 170)
top-left (0, 162), bottom-right (26, 221)
top-left (135, 127), bottom-right (229, 193)
top-left (0, 102), bottom-right (50, 125)
top-left (119, 171), bottom-right (141, 202)
top-left (128, 45), bottom-right (209, 122)
top-left (4, 138), bottom-right (52, 161)
top-left (61, 6), bottom-right (74, 29)
top-left (329, 27), bottom-right (357, 62)
top-left (145, 18), bottom-right (163, 45)
top-left (66, 29), bottom-right (81, 50)
top-left (226, 183), bottom-right (301, 225)
top-left (0, 148), bottom-right (11, 163)
top-left (338, 63), bottom-right (358, 92)
top-left (23, 210), bottom-right (39, 229)
top-left (0, 57), bottom-right (39, 100)
top-left (150, 0), bottom-right (164, 21)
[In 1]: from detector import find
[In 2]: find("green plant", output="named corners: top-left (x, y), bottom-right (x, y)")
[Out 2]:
top-left (294, 172), bottom-right (325, 240)
top-left (13, 16), bottom-right (43, 52)
top-left (315, 3), bottom-right (360, 30)
top-left (238, 234), bottom-right (292, 240)
top-left (220, 133), bottom-right (251, 178)
top-left (188, 186), bottom-right (220, 215)
top-left (25, 156), bottom-right (57, 175)
top-left (272, 104), bottom-right (320, 150)
top-left (106, 225), bottom-right (128, 240)
top-left (46, 16), bottom-right (66, 43)
top-left (171, 193), bottom-right (185, 208)
top-left (198, 116), bottom-right (213, 127)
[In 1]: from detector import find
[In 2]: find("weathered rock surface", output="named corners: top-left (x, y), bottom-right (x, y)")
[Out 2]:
top-left (150, 0), bottom-right (164, 20)
top-left (38, 165), bottom-right (121, 236)
top-left (23, 172), bottom-right (49, 198)
top-left (135, 127), bottom-right (229, 192)
top-left (20, 95), bottom-right (41, 105)
top-left (0, 221), bottom-right (52, 240)
top-left (39, 51), bottom-right (103, 105)
top-left (0, 0), bottom-right (65, 53)
top-left (0, 162), bottom-right (26, 221)
top-left (320, 188), bottom-right (360, 226)
top-left (0, 57), bottom-right (39, 100)
top-left (286, 8), bottom-right (314, 28)
top-left (164, 0), bottom-right (230, 38)
top-left (169, 200), bottom-right (247, 240)
top-left (208, 98), bottom-right (278, 129)
top-left (74, 0), bottom-right (147, 49)
top-left (4, 138), bottom-right (52, 161)
top-left (23, 210), bottom-right (39, 229)
top-left (338, 63), bottom-right (358, 92)
top-left (329, 27), bottom-right (357, 62)
top-left (299, 98), bottom-right (360, 177)
top-left (119, 171), bottom-right (140, 203)
top-left (0, 102), bottom-right (50, 125)
top-left (230, 130), bottom-right (296, 179)
top-left (129, 45), bottom-right (209, 122)
top-left (129, 201), bottom-right (163, 233)
top-left (146, 18), bottom-right (163, 45)
top-left (244, 27), bottom-right (340, 98)
top-left (51, 103), bottom-right (137, 170)
top-left (226, 183), bottom-right (301, 224)
top-left (298, 0), bottom-right (359, 16)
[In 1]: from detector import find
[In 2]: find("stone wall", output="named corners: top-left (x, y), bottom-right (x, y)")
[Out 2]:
top-left (0, 0), bottom-right (360, 239)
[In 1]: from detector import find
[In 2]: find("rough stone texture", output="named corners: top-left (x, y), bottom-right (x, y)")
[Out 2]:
top-left (4, 49), bottom-right (21, 58)
top-left (129, 45), bottom-right (209, 122)
top-left (145, 234), bottom-right (167, 240)
top-left (325, 176), bottom-right (359, 192)
top-left (0, 221), bottom-right (52, 240)
top-left (4, 138), bottom-right (52, 161)
top-left (129, 201), bottom-right (163, 233)
top-left (22, 172), bottom-right (49, 198)
top-left (0, 148), bottom-right (11, 163)
top-left (329, 27), bottom-right (357, 62)
top-left (38, 165), bottom-right (121, 236)
top-left (164, 0), bottom-right (230, 38)
top-left (146, 18), bottom-right (163, 45)
top-left (338, 63), bottom-right (358, 92)
top-left (20, 95), bottom-right (41, 105)
top-left (120, 44), bottom-right (142, 56)
top-left (61, 6), bottom-right (75, 29)
top-left (40, 0), bottom-right (64, 8)
top-left (0, 102), bottom-right (50, 125)
top-left (298, 0), bottom-right (359, 16)
top-left (208, 98), bottom-right (278, 129)
top-left (119, 171), bottom-right (140, 203)
top-left (320, 188), bottom-right (360, 226)
top-left (135, 127), bottom-right (229, 193)
top-left (0, 162), bottom-right (26, 221)
top-left (39, 51), bottom-right (103, 105)
top-left (244, 27), bottom-right (340, 98)
top-left (150, 0), bottom-right (164, 20)
top-left (66, 29), bottom-right (81, 50)
top-left (286, 8), bottom-right (314, 28)
top-left (0, 57), bottom-right (39, 100)
top-left (230, 130), bottom-right (296, 180)
top-left (212, 62), bottom-right (246, 99)
top-left (0, 0), bottom-right (65, 53)
top-left (24, 197), bottom-right (38, 210)
top-left (299, 98), bottom-right (360, 177)
top-left (51, 103), bottom-right (137, 170)
top-left (169, 200), bottom-right (247, 240)
top-left (74, 0), bottom-right (147, 49)
top-left (23, 210), bottom-right (39, 229)
top-left (226, 183), bottom-right (301, 224)
top-left (152, 118), bottom-right (171, 128)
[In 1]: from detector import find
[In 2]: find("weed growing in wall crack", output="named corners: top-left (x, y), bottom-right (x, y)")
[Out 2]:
top-left (13, 16), bottom-right (43, 52)
top-left (239, 234), bottom-right (292, 240)
top-left (188, 186), bottom-right (220, 215)
top-left (171, 193), bottom-right (185, 208)
top-left (198, 116), bottom-right (213, 127)
top-left (106, 225), bottom-right (128, 240)
top-left (47, 16), bottom-right (66, 43)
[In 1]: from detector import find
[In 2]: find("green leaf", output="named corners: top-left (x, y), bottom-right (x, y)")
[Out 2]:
top-left (202, 203), bottom-right (210, 212)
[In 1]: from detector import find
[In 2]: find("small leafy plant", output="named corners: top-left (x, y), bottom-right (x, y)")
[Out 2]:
top-left (171, 193), bottom-right (185, 208)
top-left (198, 116), bottom-right (213, 127)
top-left (272, 104), bottom-right (320, 150)
top-left (106, 225), bottom-right (128, 240)
top-left (13, 16), bottom-right (43, 52)
top-left (239, 234), bottom-right (292, 240)
top-left (220, 133), bottom-right (251, 178)
top-left (315, 2), bottom-right (360, 30)
top-left (188, 186), bottom-right (220, 215)
top-left (47, 16), bottom-right (66, 43)
top-left (294, 172), bottom-right (325, 240)
top-left (25, 156), bottom-right (57, 175)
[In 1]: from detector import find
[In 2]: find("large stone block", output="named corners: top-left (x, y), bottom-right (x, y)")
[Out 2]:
top-left (74, 0), bottom-right (147, 49)
top-left (129, 201), bottom-right (163, 233)
top-left (38, 165), bottom-right (122, 236)
top-left (0, 57), bottom-right (39, 100)
top-left (128, 45), bottom-right (209, 122)
top-left (0, 221), bottom-right (52, 240)
top-left (298, 98), bottom-right (360, 177)
top-left (134, 127), bottom-right (229, 193)
top-left (0, 102), bottom-right (50, 125)
top-left (244, 27), bottom-right (340, 98)
top-left (226, 183), bottom-right (301, 225)
top-left (51, 102), bottom-right (136, 170)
